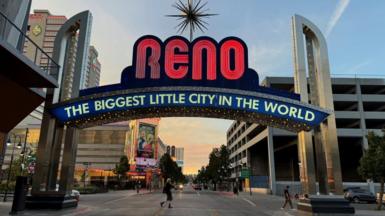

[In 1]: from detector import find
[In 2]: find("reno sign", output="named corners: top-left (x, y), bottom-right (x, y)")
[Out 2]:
top-left (120, 35), bottom-right (259, 91)
top-left (50, 35), bottom-right (330, 132)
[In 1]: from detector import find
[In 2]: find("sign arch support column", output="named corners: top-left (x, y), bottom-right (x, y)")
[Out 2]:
top-left (292, 14), bottom-right (343, 195)
top-left (31, 10), bottom-right (92, 201)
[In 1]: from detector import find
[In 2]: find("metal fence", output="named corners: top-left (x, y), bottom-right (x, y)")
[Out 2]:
top-left (0, 11), bottom-right (59, 77)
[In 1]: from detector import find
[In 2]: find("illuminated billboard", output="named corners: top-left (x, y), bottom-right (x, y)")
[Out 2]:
top-left (136, 123), bottom-right (155, 158)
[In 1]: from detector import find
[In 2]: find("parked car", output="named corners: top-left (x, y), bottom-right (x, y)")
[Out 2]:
top-left (72, 189), bottom-right (80, 202)
top-left (344, 188), bottom-right (376, 203)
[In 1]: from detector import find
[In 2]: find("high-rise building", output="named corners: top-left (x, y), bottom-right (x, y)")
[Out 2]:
top-left (86, 45), bottom-right (101, 88)
top-left (25, 10), bottom-right (101, 97)
top-left (163, 145), bottom-right (184, 171)
top-left (25, 10), bottom-right (67, 67)
top-left (3, 9), bottom-right (100, 168)
top-left (12, 10), bottom-right (100, 130)
top-left (175, 147), bottom-right (184, 170)
top-left (157, 137), bottom-right (167, 160)
top-left (20, 10), bottom-right (68, 125)
top-left (0, 2), bottom-right (58, 169)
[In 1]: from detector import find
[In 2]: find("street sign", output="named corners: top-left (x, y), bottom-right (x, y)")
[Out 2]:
top-left (241, 167), bottom-right (250, 178)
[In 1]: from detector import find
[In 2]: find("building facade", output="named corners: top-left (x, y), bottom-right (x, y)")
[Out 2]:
top-left (0, 3), bottom-right (58, 169)
top-left (175, 147), bottom-right (184, 171)
top-left (157, 137), bottom-right (167, 160)
top-left (20, 9), bottom-right (100, 125)
top-left (85, 45), bottom-right (101, 88)
top-left (2, 9), bottom-right (102, 169)
top-left (76, 123), bottom-right (130, 171)
top-left (227, 76), bottom-right (385, 195)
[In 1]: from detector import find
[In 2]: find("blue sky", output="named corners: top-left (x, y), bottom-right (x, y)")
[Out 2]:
top-left (31, 0), bottom-right (385, 173)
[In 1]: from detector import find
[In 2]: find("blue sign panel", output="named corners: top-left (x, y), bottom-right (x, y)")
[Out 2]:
top-left (50, 90), bottom-right (328, 127)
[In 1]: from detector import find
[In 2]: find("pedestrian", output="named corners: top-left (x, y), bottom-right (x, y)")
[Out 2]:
top-left (233, 182), bottom-right (239, 195)
top-left (281, 185), bottom-right (294, 210)
top-left (233, 179), bottom-right (239, 195)
top-left (136, 180), bottom-right (141, 194)
top-left (160, 178), bottom-right (174, 208)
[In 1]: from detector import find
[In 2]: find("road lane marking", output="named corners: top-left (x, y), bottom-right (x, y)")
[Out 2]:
top-left (104, 195), bottom-right (132, 204)
top-left (242, 197), bottom-right (256, 207)
top-left (154, 207), bottom-right (164, 216)
top-left (196, 191), bottom-right (200, 196)
top-left (210, 209), bottom-right (220, 216)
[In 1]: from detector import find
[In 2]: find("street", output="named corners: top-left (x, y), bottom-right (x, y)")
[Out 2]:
top-left (0, 185), bottom-right (382, 216)
top-left (0, 185), bottom-right (295, 216)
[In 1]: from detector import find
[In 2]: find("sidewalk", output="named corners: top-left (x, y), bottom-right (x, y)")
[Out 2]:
top-left (0, 189), bottom-right (155, 215)
top-left (235, 191), bottom-right (385, 216)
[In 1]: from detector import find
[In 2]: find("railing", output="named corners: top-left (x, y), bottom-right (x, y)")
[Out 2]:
top-left (0, 11), bottom-right (59, 78)
top-left (332, 73), bottom-right (385, 79)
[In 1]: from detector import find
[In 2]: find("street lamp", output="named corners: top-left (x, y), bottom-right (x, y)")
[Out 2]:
top-left (3, 133), bottom-right (22, 202)
top-left (20, 128), bottom-right (29, 170)
top-left (82, 162), bottom-right (91, 188)
top-left (19, 146), bottom-right (32, 173)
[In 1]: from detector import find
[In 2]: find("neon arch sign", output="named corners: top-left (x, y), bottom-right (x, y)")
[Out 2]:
top-left (49, 35), bottom-right (330, 131)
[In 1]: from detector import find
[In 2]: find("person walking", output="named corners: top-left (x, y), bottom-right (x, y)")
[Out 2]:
top-left (136, 180), bottom-right (141, 194)
top-left (233, 180), bottom-right (239, 195)
top-left (281, 185), bottom-right (294, 210)
top-left (160, 178), bottom-right (174, 208)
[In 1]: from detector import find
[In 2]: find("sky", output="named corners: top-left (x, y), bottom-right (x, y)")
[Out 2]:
top-left (31, 0), bottom-right (385, 174)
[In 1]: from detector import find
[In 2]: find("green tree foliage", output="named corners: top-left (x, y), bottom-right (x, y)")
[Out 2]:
top-left (358, 130), bottom-right (385, 210)
top-left (159, 153), bottom-right (184, 183)
top-left (3, 155), bottom-right (23, 182)
top-left (195, 145), bottom-right (230, 190)
top-left (195, 166), bottom-right (208, 184)
top-left (113, 156), bottom-right (130, 187)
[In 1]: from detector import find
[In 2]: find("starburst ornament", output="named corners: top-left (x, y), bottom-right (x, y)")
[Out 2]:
top-left (166, 0), bottom-right (217, 41)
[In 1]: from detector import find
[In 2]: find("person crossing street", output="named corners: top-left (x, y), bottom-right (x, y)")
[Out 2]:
top-left (281, 185), bottom-right (295, 210)
top-left (160, 178), bottom-right (175, 208)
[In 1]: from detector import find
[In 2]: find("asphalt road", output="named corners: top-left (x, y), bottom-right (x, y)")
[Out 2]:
top-left (67, 186), bottom-right (292, 216)
top-left (0, 185), bottom-right (382, 216)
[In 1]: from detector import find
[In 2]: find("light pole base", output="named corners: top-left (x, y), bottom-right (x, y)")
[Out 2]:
top-left (297, 195), bottom-right (355, 216)
top-left (25, 193), bottom-right (78, 209)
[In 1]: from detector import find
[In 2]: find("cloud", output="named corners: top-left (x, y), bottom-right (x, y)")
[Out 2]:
top-left (325, 0), bottom-right (350, 37)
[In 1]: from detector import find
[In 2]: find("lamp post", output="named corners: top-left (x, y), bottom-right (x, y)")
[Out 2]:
top-left (82, 162), bottom-right (91, 188)
top-left (19, 147), bottom-right (32, 174)
top-left (3, 133), bottom-right (22, 202)
top-left (20, 128), bottom-right (29, 171)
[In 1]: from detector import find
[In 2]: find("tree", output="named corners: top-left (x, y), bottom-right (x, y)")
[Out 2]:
top-left (358, 130), bottom-right (385, 210)
top-left (205, 145), bottom-right (230, 190)
top-left (195, 166), bottom-right (208, 184)
top-left (159, 153), bottom-right (184, 182)
top-left (113, 156), bottom-right (130, 188)
top-left (3, 155), bottom-right (23, 182)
